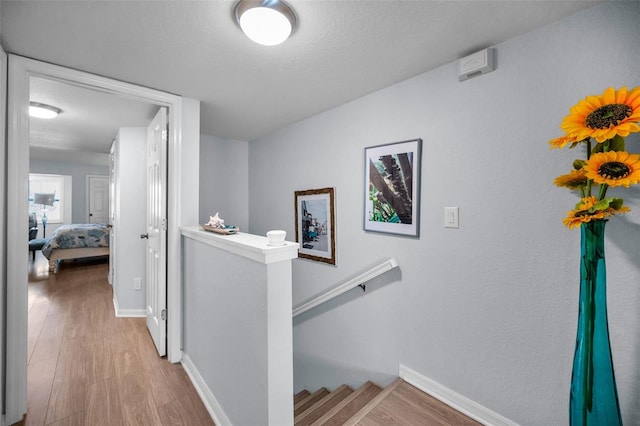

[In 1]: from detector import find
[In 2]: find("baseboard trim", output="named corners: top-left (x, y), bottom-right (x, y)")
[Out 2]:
top-left (181, 354), bottom-right (232, 426)
top-left (112, 297), bottom-right (146, 317)
top-left (399, 364), bottom-right (519, 426)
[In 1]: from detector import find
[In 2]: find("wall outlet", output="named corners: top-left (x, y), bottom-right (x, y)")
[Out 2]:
top-left (134, 277), bottom-right (142, 291)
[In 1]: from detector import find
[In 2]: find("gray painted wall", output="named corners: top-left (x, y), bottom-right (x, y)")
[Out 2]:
top-left (183, 237), bottom-right (268, 425)
top-left (29, 157), bottom-right (109, 224)
top-left (247, 3), bottom-right (640, 425)
top-left (199, 134), bottom-right (249, 230)
top-left (111, 128), bottom-right (147, 312)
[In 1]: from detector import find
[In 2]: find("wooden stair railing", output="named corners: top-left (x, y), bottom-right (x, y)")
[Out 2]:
top-left (294, 378), bottom-right (481, 425)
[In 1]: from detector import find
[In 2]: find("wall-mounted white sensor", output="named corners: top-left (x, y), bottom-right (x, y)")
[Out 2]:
top-left (459, 48), bottom-right (495, 81)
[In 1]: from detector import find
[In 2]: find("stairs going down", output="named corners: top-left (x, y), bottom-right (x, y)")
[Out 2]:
top-left (294, 378), bottom-right (481, 425)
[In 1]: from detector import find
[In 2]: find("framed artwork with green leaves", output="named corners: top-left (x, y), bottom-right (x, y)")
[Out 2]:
top-left (364, 138), bottom-right (422, 237)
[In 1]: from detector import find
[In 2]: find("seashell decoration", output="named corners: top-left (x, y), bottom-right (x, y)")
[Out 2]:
top-left (206, 212), bottom-right (225, 228)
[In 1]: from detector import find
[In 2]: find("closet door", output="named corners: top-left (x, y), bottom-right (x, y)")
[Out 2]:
top-left (145, 107), bottom-right (168, 356)
top-left (87, 175), bottom-right (109, 224)
top-left (108, 140), bottom-right (116, 285)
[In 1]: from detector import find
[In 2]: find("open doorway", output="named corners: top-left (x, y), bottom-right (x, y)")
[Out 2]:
top-left (6, 54), bottom-right (200, 424)
top-left (28, 73), bottom-right (158, 228)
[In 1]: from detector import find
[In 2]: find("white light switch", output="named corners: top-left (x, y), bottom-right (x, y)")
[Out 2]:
top-left (444, 207), bottom-right (459, 228)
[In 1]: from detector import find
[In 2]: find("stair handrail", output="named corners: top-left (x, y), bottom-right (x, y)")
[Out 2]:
top-left (292, 257), bottom-right (399, 318)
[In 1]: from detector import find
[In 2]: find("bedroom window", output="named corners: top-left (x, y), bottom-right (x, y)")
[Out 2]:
top-left (29, 173), bottom-right (72, 225)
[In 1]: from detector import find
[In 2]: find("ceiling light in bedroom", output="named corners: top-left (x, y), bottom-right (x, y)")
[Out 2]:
top-left (234, 0), bottom-right (296, 46)
top-left (29, 102), bottom-right (61, 119)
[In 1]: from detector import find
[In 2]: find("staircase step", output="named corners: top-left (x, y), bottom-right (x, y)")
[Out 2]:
top-left (310, 381), bottom-right (383, 426)
top-left (368, 380), bottom-right (480, 425)
top-left (295, 384), bottom-right (353, 426)
top-left (295, 389), bottom-right (311, 405)
top-left (294, 387), bottom-right (330, 418)
top-left (342, 377), bottom-right (404, 426)
top-left (342, 379), bottom-right (481, 426)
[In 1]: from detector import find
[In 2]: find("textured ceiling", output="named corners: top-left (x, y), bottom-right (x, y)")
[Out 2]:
top-left (29, 76), bottom-right (159, 155)
top-left (1, 0), bottom-right (602, 153)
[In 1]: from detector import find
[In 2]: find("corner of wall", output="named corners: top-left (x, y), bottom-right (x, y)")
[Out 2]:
top-left (399, 364), bottom-right (519, 426)
top-left (181, 354), bottom-right (232, 426)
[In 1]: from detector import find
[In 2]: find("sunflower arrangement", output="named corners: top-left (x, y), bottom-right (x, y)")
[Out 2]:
top-left (551, 86), bottom-right (640, 228)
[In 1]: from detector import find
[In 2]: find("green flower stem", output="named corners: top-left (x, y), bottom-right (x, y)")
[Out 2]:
top-left (586, 140), bottom-right (593, 197)
top-left (580, 272), bottom-right (595, 426)
top-left (598, 183), bottom-right (609, 201)
top-left (580, 226), bottom-right (598, 424)
top-left (585, 269), bottom-right (595, 415)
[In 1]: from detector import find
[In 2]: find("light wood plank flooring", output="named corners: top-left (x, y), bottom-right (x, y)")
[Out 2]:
top-left (14, 253), bottom-right (214, 426)
top-left (297, 378), bottom-right (482, 426)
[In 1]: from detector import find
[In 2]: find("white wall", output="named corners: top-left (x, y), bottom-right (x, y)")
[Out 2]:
top-left (247, 2), bottom-right (640, 425)
top-left (29, 157), bottom-right (109, 224)
top-left (111, 128), bottom-right (147, 313)
top-left (199, 134), bottom-right (249, 230)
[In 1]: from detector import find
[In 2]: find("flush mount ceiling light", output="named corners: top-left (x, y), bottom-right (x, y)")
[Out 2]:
top-left (234, 0), bottom-right (296, 46)
top-left (29, 102), bottom-right (62, 119)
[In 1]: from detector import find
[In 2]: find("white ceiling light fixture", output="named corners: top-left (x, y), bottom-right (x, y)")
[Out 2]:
top-left (29, 102), bottom-right (62, 119)
top-left (234, 0), bottom-right (296, 46)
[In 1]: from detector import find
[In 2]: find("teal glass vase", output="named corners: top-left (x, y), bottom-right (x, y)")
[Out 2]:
top-left (570, 220), bottom-right (622, 426)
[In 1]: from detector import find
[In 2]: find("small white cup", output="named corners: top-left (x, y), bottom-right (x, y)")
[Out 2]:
top-left (267, 230), bottom-right (286, 246)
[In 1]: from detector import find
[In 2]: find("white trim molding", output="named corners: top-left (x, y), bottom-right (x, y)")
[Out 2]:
top-left (6, 53), bottom-right (31, 426)
top-left (0, 43), bottom-right (7, 426)
top-left (180, 225), bottom-right (299, 264)
top-left (181, 354), bottom-right (232, 426)
top-left (5, 54), bottom-right (199, 423)
top-left (112, 297), bottom-right (146, 318)
top-left (399, 364), bottom-right (520, 426)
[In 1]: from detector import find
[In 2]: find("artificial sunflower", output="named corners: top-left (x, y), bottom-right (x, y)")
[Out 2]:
top-left (552, 86), bottom-right (640, 228)
top-left (560, 86), bottom-right (640, 143)
top-left (563, 210), bottom-right (606, 229)
top-left (549, 135), bottom-right (576, 150)
top-left (584, 151), bottom-right (640, 187)
top-left (554, 169), bottom-right (589, 190)
top-left (562, 196), bottom-right (630, 229)
top-left (575, 195), bottom-right (598, 211)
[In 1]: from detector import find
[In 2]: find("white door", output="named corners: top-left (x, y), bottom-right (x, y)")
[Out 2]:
top-left (108, 145), bottom-right (116, 285)
top-left (87, 175), bottom-right (109, 223)
top-left (145, 107), bottom-right (168, 356)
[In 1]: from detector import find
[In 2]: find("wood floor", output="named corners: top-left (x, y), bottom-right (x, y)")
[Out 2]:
top-left (14, 253), bottom-right (215, 426)
top-left (295, 379), bottom-right (482, 426)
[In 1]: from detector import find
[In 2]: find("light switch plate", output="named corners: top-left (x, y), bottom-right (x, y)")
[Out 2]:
top-left (444, 207), bottom-right (459, 228)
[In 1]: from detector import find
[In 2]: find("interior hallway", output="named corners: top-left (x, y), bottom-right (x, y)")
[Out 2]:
top-left (15, 253), bottom-right (215, 426)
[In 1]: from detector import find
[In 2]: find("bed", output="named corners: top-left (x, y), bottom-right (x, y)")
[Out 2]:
top-left (42, 223), bottom-right (111, 272)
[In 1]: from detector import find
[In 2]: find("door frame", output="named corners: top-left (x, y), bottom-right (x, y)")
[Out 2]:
top-left (6, 54), bottom-right (199, 424)
top-left (86, 174), bottom-right (109, 223)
